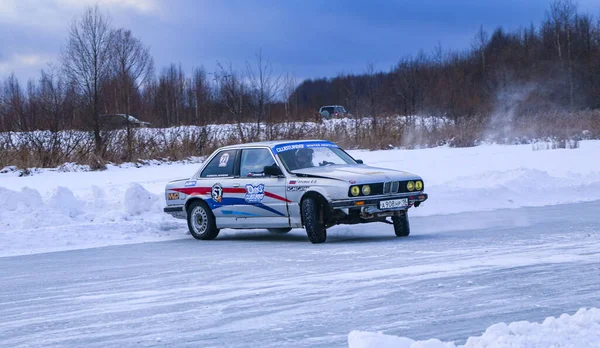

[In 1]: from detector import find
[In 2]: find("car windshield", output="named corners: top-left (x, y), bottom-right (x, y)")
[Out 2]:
top-left (277, 145), bottom-right (357, 171)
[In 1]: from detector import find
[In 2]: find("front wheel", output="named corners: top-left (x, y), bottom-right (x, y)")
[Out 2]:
top-left (392, 212), bottom-right (410, 237)
top-left (302, 198), bottom-right (327, 243)
top-left (187, 200), bottom-right (220, 240)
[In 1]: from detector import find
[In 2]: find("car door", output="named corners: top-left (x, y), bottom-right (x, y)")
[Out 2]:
top-left (226, 147), bottom-right (290, 228)
top-left (197, 148), bottom-right (239, 221)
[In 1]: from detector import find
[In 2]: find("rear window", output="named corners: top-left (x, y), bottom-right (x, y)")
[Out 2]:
top-left (200, 150), bottom-right (237, 178)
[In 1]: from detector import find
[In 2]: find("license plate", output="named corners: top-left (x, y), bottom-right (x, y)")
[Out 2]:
top-left (379, 198), bottom-right (408, 210)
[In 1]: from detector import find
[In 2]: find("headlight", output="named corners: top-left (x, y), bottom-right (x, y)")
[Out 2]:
top-left (407, 181), bottom-right (415, 191)
top-left (415, 180), bottom-right (423, 191)
top-left (350, 186), bottom-right (360, 196)
top-left (362, 185), bottom-right (371, 195)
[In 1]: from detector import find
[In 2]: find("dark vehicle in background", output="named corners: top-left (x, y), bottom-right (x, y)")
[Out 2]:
top-left (100, 114), bottom-right (151, 130)
top-left (318, 105), bottom-right (349, 119)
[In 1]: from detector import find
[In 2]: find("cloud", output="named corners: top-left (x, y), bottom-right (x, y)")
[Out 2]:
top-left (0, 0), bottom-right (159, 30)
top-left (0, 0), bottom-right (160, 81)
top-left (0, 53), bottom-right (57, 79)
top-left (56, 0), bottom-right (159, 14)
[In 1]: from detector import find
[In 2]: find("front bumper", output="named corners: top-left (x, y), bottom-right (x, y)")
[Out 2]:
top-left (329, 192), bottom-right (428, 210)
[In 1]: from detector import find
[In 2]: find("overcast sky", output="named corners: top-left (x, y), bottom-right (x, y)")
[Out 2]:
top-left (2, 0), bottom-right (600, 83)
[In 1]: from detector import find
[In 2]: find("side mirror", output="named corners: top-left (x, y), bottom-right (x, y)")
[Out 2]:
top-left (264, 165), bottom-right (283, 177)
top-left (355, 159), bottom-right (364, 164)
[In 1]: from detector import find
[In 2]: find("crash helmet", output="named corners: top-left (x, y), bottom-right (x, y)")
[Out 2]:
top-left (295, 148), bottom-right (313, 167)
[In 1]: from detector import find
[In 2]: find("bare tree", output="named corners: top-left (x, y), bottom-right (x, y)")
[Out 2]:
top-left (110, 28), bottom-right (154, 160)
top-left (62, 5), bottom-right (113, 156)
top-left (191, 67), bottom-right (212, 125)
top-left (215, 62), bottom-right (248, 141)
top-left (472, 25), bottom-right (489, 72)
top-left (246, 50), bottom-right (280, 137)
top-left (365, 62), bottom-right (380, 127)
top-left (548, 0), bottom-right (577, 108)
top-left (282, 73), bottom-right (298, 120)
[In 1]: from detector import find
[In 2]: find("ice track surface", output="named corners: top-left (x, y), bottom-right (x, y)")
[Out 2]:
top-left (1, 200), bottom-right (599, 347)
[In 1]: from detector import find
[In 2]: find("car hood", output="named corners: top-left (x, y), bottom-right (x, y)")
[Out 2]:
top-left (291, 165), bottom-right (421, 183)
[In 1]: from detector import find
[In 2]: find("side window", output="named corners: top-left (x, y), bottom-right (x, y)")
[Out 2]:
top-left (200, 150), bottom-right (237, 178)
top-left (240, 148), bottom-right (276, 177)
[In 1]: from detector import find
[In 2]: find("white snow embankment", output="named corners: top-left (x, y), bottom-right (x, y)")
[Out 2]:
top-left (0, 183), bottom-right (184, 257)
top-left (348, 308), bottom-right (600, 348)
top-left (353, 140), bottom-right (600, 216)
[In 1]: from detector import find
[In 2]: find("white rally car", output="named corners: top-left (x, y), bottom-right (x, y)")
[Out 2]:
top-left (164, 140), bottom-right (428, 243)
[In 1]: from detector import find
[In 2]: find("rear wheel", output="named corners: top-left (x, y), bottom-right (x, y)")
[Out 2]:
top-left (268, 228), bottom-right (292, 234)
top-left (187, 200), bottom-right (220, 240)
top-left (302, 198), bottom-right (327, 243)
top-left (392, 211), bottom-right (410, 237)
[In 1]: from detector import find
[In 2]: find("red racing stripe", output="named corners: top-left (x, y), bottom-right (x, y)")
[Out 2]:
top-left (172, 187), bottom-right (210, 195)
top-left (172, 186), bottom-right (291, 202)
top-left (264, 191), bottom-right (292, 203)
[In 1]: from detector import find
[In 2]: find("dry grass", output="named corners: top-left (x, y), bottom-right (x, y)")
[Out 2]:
top-left (1, 110), bottom-right (598, 170)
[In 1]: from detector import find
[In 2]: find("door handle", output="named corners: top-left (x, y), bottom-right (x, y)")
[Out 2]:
top-left (233, 183), bottom-right (240, 187)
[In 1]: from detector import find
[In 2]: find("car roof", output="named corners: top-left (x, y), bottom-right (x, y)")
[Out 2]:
top-left (219, 139), bottom-right (334, 150)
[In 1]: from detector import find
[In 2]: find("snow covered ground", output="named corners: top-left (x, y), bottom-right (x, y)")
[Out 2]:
top-left (1, 140), bottom-right (599, 257)
top-left (349, 308), bottom-right (600, 348)
top-left (1, 202), bottom-right (599, 347)
top-left (1, 140), bottom-right (600, 347)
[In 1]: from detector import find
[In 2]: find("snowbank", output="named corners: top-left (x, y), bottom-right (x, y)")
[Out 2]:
top-left (348, 308), bottom-right (600, 348)
top-left (1, 141), bottom-right (600, 257)
top-left (0, 183), bottom-right (184, 257)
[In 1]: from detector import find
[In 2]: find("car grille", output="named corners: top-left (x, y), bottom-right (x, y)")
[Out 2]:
top-left (348, 180), bottom-right (423, 197)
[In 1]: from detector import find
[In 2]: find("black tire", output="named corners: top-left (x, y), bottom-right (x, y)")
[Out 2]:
top-left (302, 198), bottom-right (327, 243)
top-left (268, 228), bottom-right (292, 234)
top-left (392, 212), bottom-right (410, 237)
top-left (186, 200), bottom-right (220, 240)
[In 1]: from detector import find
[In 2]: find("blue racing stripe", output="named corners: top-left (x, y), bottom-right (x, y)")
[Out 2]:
top-left (206, 197), bottom-right (286, 217)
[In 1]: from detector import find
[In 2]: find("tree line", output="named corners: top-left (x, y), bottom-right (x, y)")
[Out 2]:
top-left (293, 0), bottom-right (600, 125)
top-left (1, 0), bottom-right (600, 161)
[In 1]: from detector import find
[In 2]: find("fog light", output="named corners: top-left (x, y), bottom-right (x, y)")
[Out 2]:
top-left (350, 186), bottom-right (360, 196)
top-left (362, 185), bottom-right (371, 195)
top-left (407, 181), bottom-right (415, 191)
top-left (415, 180), bottom-right (423, 191)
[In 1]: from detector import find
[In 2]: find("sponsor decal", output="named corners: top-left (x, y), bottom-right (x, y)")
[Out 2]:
top-left (184, 180), bottom-right (196, 187)
top-left (289, 180), bottom-right (297, 185)
top-left (167, 192), bottom-right (180, 200)
top-left (211, 183), bottom-right (223, 202)
top-left (294, 179), bottom-right (317, 184)
top-left (206, 173), bottom-right (231, 178)
top-left (245, 184), bottom-right (265, 203)
top-left (364, 171), bottom-right (384, 175)
top-left (287, 186), bottom-right (308, 192)
top-left (272, 141), bottom-right (338, 154)
top-left (218, 153), bottom-right (230, 167)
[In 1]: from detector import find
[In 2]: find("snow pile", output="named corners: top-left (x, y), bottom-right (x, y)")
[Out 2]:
top-left (47, 186), bottom-right (85, 218)
top-left (0, 182), bottom-right (184, 257)
top-left (123, 183), bottom-right (159, 215)
top-left (348, 308), bottom-right (600, 348)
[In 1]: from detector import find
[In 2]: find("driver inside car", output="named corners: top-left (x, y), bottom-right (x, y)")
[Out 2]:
top-left (294, 148), bottom-right (314, 169)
